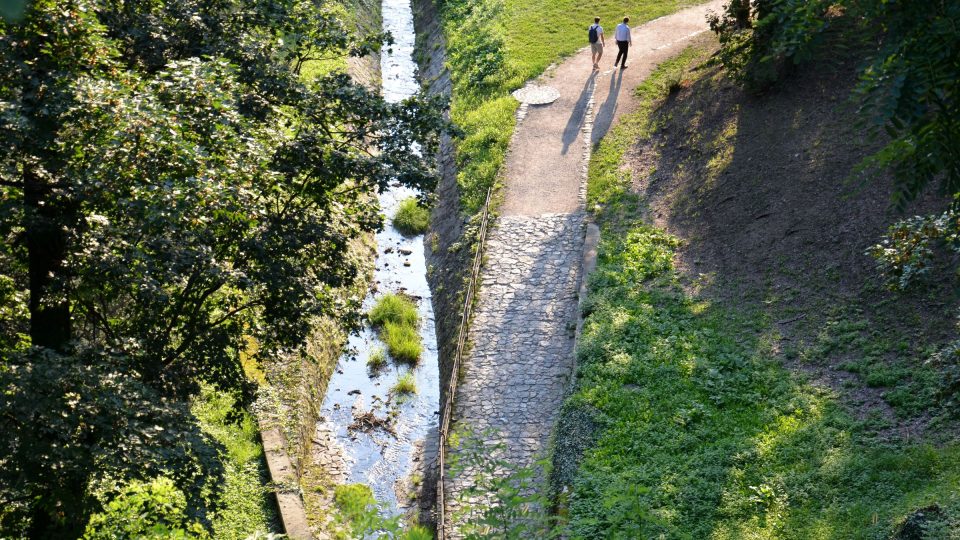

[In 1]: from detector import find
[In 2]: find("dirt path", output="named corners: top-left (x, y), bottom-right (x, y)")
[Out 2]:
top-left (500, 1), bottom-right (723, 216)
top-left (444, 2), bottom-right (723, 536)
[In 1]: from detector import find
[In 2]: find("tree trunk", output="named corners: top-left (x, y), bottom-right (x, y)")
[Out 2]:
top-left (23, 169), bottom-right (71, 350)
top-left (731, 0), bottom-right (752, 29)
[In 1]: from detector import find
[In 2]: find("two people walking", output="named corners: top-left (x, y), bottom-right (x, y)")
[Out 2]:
top-left (588, 16), bottom-right (632, 70)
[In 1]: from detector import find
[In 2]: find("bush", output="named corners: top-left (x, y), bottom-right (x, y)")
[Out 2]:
top-left (382, 321), bottom-right (423, 364)
top-left (392, 198), bottom-right (431, 236)
top-left (83, 477), bottom-right (208, 539)
top-left (368, 294), bottom-right (420, 328)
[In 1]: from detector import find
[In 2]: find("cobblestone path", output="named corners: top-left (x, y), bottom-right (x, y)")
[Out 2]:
top-left (443, 2), bottom-right (722, 536)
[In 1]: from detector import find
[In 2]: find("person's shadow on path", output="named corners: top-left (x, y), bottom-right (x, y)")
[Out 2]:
top-left (561, 71), bottom-right (598, 155)
top-left (592, 69), bottom-right (624, 143)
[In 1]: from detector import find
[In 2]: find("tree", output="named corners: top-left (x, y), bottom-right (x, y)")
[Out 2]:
top-left (0, 0), bottom-right (445, 534)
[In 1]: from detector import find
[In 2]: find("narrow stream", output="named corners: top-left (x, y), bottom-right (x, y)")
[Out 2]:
top-left (315, 0), bottom-right (438, 515)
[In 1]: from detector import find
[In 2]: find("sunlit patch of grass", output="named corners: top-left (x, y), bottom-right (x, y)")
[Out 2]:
top-left (392, 198), bottom-right (431, 236)
top-left (391, 371), bottom-right (418, 397)
top-left (192, 384), bottom-right (276, 537)
top-left (559, 42), bottom-right (960, 540)
top-left (239, 336), bottom-right (266, 385)
top-left (369, 293), bottom-right (419, 328)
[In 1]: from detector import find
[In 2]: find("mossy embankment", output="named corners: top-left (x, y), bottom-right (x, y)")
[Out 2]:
top-left (554, 37), bottom-right (960, 538)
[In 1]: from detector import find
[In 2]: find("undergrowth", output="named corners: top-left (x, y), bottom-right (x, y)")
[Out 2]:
top-left (192, 384), bottom-right (277, 538)
top-left (559, 45), bottom-right (960, 539)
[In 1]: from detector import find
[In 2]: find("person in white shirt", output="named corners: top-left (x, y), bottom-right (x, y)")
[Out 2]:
top-left (614, 17), bottom-right (632, 69)
top-left (588, 17), bottom-right (605, 70)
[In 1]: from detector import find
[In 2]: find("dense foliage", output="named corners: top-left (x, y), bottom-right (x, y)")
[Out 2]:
top-left (0, 0), bottom-right (443, 536)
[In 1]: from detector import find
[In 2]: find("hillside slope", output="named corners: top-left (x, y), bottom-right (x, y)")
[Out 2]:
top-left (555, 37), bottom-right (960, 539)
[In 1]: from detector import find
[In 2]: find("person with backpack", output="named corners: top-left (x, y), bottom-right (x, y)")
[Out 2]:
top-left (588, 17), bottom-right (604, 70)
top-left (614, 16), bottom-right (632, 69)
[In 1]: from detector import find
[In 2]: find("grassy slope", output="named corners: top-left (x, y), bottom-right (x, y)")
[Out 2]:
top-left (559, 45), bottom-right (960, 539)
top-left (441, 0), bottom-right (699, 213)
top-left (192, 385), bottom-right (279, 538)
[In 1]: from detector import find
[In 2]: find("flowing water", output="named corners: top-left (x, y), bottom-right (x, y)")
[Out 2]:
top-left (315, 0), bottom-right (438, 515)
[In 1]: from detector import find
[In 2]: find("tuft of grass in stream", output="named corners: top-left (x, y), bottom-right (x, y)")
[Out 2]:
top-left (391, 371), bottom-right (418, 397)
top-left (393, 198), bottom-right (431, 236)
top-left (367, 346), bottom-right (388, 371)
top-left (369, 293), bottom-right (420, 328)
top-left (369, 294), bottom-right (422, 364)
top-left (382, 322), bottom-right (423, 364)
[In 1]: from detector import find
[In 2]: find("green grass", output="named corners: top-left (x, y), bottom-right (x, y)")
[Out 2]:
top-left (392, 198), bottom-right (431, 236)
top-left (558, 45), bottom-right (960, 539)
top-left (367, 346), bottom-right (388, 371)
top-left (369, 293), bottom-right (420, 328)
top-left (587, 45), bottom-right (708, 218)
top-left (439, 0), bottom-right (700, 214)
top-left (391, 371), bottom-right (418, 396)
top-left (192, 384), bottom-right (277, 538)
top-left (563, 225), bottom-right (960, 539)
top-left (369, 293), bottom-right (422, 363)
top-left (333, 484), bottom-right (433, 539)
top-left (382, 321), bottom-right (423, 364)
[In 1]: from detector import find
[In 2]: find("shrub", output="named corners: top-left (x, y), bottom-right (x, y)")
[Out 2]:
top-left (392, 198), bottom-right (431, 236)
top-left (368, 294), bottom-right (419, 328)
top-left (83, 477), bottom-right (208, 539)
top-left (391, 371), bottom-right (418, 396)
top-left (382, 322), bottom-right (423, 364)
top-left (333, 484), bottom-right (433, 539)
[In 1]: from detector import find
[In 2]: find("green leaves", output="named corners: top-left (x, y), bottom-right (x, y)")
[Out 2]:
top-left (867, 207), bottom-right (960, 291)
top-left (0, 0), bottom-right (446, 534)
top-left (0, 348), bottom-right (225, 534)
top-left (83, 477), bottom-right (209, 539)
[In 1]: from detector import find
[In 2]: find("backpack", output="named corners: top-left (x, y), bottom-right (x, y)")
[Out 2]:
top-left (588, 24), bottom-right (599, 43)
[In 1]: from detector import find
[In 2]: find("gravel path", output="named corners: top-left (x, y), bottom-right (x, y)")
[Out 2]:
top-left (444, 3), bottom-right (723, 536)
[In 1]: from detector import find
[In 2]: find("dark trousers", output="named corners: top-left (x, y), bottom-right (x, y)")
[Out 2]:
top-left (615, 40), bottom-right (629, 66)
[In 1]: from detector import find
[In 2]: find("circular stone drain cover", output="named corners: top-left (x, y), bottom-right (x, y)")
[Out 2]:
top-left (512, 85), bottom-right (560, 105)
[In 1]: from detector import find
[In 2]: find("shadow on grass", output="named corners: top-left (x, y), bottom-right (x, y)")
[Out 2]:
top-left (556, 47), bottom-right (960, 539)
